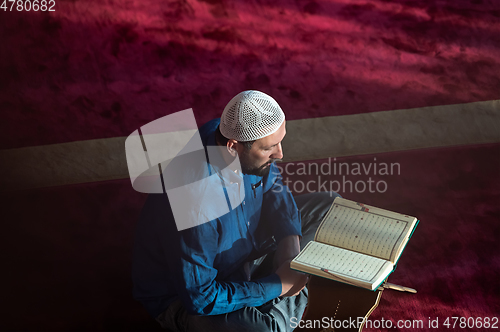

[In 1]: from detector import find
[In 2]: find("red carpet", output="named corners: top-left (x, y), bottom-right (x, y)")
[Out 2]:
top-left (1, 0), bottom-right (499, 149)
top-left (1, 0), bottom-right (499, 331)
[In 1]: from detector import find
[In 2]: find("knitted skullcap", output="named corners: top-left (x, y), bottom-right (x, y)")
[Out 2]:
top-left (220, 90), bottom-right (285, 142)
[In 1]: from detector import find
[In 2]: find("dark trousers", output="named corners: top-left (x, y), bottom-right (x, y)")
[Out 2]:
top-left (156, 191), bottom-right (340, 332)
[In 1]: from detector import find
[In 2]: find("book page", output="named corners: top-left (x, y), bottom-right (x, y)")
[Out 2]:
top-left (315, 198), bottom-right (416, 262)
top-left (292, 242), bottom-right (393, 289)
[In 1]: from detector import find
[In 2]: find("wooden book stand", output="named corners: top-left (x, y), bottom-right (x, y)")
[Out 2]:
top-left (296, 276), bottom-right (383, 332)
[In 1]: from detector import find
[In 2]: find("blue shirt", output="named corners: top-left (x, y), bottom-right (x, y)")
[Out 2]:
top-left (132, 118), bottom-right (302, 317)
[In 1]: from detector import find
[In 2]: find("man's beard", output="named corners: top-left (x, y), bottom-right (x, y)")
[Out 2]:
top-left (240, 156), bottom-right (282, 177)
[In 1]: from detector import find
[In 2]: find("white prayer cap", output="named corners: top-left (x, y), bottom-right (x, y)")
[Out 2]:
top-left (220, 90), bottom-right (285, 142)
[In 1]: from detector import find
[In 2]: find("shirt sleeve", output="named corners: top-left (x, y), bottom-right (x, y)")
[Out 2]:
top-left (259, 163), bottom-right (302, 243)
top-left (165, 221), bottom-right (282, 316)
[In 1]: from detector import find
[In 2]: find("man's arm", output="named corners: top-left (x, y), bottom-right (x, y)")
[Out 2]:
top-left (260, 164), bottom-right (308, 296)
top-left (274, 235), bottom-right (309, 296)
top-left (260, 164), bottom-right (302, 243)
top-left (274, 234), bottom-right (300, 269)
top-left (167, 220), bottom-right (283, 316)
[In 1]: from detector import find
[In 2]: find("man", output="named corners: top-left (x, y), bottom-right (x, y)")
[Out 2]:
top-left (132, 90), bottom-right (339, 331)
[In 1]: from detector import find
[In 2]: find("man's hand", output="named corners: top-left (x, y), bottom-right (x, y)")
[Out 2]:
top-left (275, 259), bottom-right (309, 297)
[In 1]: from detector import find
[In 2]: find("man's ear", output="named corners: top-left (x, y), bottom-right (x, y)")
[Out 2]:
top-left (227, 139), bottom-right (238, 157)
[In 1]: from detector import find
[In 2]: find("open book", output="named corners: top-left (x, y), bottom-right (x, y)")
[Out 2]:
top-left (291, 197), bottom-right (418, 291)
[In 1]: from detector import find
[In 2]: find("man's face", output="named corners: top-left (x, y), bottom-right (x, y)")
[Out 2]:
top-left (235, 121), bottom-right (286, 177)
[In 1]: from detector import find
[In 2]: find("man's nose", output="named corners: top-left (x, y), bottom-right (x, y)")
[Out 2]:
top-left (271, 143), bottom-right (283, 160)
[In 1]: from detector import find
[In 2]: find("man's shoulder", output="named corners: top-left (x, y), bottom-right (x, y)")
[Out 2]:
top-left (198, 118), bottom-right (221, 145)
